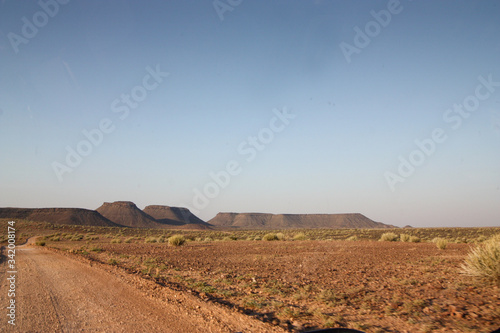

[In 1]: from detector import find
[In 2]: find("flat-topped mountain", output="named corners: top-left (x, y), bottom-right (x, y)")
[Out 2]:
top-left (0, 207), bottom-right (118, 227)
top-left (143, 205), bottom-right (210, 227)
top-left (208, 212), bottom-right (393, 229)
top-left (96, 201), bottom-right (172, 229)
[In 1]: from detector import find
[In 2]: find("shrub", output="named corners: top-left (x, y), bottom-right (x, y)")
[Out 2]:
top-left (203, 237), bottom-right (213, 242)
top-left (346, 235), bottom-right (358, 241)
top-left (293, 232), bottom-right (306, 241)
top-left (110, 238), bottom-right (121, 243)
top-left (400, 234), bottom-right (411, 242)
top-left (123, 237), bottom-right (134, 243)
top-left (436, 238), bottom-right (448, 250)
top-left (36, 240), bottom-right (46, 246)
top-left (379, 232), bottom-right (398, 242)
top-left (409, 236), bottom-right (421, 243)
top-left (263, 233), bottom-right (278, 241)
top-left (108, 258), bottom-right (119, 265)
top-left (168, 234), bottom-right (186, 246)
top-left (461, 234), bottom-right (500, 285)
top-left (145, 237), bottom-right (158, 243)
top-left (276, 232), bottom-right (286, 241)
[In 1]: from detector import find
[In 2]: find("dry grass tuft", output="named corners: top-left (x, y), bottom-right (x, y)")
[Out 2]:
top-left (433, 238), bottom-right (448, 250)
top-left (168, 234), bottom-right (186, 246)
top-left (379, 232), bottom-right (398, 242)
top-left (461, 234), bottom-right (500, 285)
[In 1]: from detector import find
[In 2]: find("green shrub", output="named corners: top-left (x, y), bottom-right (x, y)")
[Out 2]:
top-left (379, 232), bottom-right (398, 242)
top-left (168, 234), bottom-right (186, 246)
top-left (263, 233), bottom-right (278, 241)
top-left (293, 232), bottom-right (307, 241)
top-left (36, 240), bottom-right (46, 246)
top-left (400, 234), bottom-right (411, 242)
top-left (461, 234), bottom-right (500, 285)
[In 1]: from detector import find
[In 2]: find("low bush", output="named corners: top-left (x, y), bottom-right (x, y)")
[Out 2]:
top-left (276, 232), bottom-right (286, 241)
top-left (293, 232), bottom-right (307, 241)
top-left (379, 232), bottom-right (398, 242)
top-left (36, 240), bottom-right (46, 246)
top-left (435, 238), bottom-right (448, 250)
top-left (108, 258), bottom-right (119, 265)
top-left (168, 234), bottom-right (186, 246)
top-left (263, 233), bottom-right (278, 241)
top-left (409, 236), bottom-right (421, 243)
top-left (461, 234), bottom-right (500, 285)
top-left (400, 234), bottom-right (411, 242)
top-left (144, 237), bottom-right (158, 243)
top-left (346, 235), bottom-right (358, 241)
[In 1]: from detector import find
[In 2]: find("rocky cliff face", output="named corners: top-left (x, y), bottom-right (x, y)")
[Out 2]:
top-left (208, 212), bottom-right (394, 229)
top-left (0, 207), bottom-right (118, 227)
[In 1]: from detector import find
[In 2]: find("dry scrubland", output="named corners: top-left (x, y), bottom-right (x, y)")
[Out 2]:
top-left (1, 219), bottom-right (500, 333)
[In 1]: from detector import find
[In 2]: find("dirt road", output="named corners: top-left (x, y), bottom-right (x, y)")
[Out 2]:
top-left (0, 243), bottom-right (283, 332)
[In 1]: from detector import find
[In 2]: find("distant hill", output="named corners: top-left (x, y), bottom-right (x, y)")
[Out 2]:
top-left (96, 201), bottom-right (171, 229)
top-left (143, 205), bottom-right (211, 228)
top-left (208, 212), bottom-right (394, 229)
top-left (0, 207), bottom-right (118, 227)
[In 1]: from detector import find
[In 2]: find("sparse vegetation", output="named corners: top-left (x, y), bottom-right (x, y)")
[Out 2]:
top-left (461, 234), bottom-right (500, 285)
top-left (434, 238), bottom-right (448, 250)
top-left (35, 240), bottom-right (46, 246)
top-left (3, 219), bottom-right (500, 332)
top-left (168, 234), bottom-right (186, 246)
top-left (409, 236), bottom-right (421, 243)
top-left (379, 232), bottom-right (398, 242)
top-left (293, 232), bottom-right (307, 241)
top-left (144, 236), bottom-right (158, 243)
top-left (108, 258), bottom-right (119, 265)
top-left (276, 232), bottom-right (285, 240)
top-left (400, 234), bottom-right (411, 242)
top-left (263, 233), bottom-right (278, 241)
top-left (346, 235), bottom-right (358, 241)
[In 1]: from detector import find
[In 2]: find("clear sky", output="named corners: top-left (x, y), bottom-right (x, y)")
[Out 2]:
top-left (1, 0), bottom-right (499, 227)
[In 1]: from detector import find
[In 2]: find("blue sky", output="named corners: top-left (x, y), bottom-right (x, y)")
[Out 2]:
top-left (1, 0), bottom-right (499, 227)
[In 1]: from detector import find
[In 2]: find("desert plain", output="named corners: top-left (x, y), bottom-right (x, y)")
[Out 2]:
top-left (1, 219), bottom-right (499, 333)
